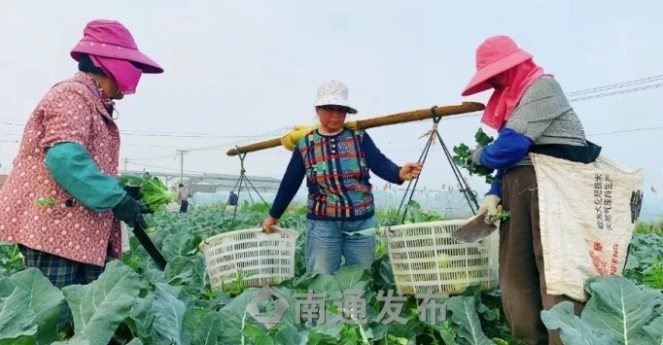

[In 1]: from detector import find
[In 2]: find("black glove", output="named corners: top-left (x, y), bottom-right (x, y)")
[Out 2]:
top-left (112, 194), bottom-right (149, 229)
top-left (137, 202), bottom-right (153, 214)
top-left (123, 185), bottom-right (142, 199)
top-left (122, 186), bottom-right (153, 214)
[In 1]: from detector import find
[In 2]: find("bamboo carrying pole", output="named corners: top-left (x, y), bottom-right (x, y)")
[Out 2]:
top-left (226, 101), bottom-right (485, 156)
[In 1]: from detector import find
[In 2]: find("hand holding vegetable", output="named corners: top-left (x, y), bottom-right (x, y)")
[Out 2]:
top-left (452, 128), bottom-right (496, 184)
top-left (123, 185), bottom-right (154, 214)
top-left (112, 195), bottom-right (149, 229)
top-left (468, 144), bottom-right (483, 165)
top-left (479, 195), bottom-right (510, 223)
top-left (479, 194), bottom-right (500, 217)
top-left (117, 173), bottom-right (174, 213)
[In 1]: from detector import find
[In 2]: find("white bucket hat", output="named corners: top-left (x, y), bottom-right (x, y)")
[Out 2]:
top-left (313, 80), bottom-right (358, 114)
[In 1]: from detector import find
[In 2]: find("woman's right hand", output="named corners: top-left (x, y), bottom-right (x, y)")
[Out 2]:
top-left (262, 215), bottom-right (278, 234)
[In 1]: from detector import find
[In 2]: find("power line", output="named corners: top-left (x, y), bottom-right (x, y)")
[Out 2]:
top-left (0, 133), bottom-right (190, 149)
top-left (3, 74), bottom-right (663, 163)
top-left (565, 75), bottom-right (663, 96)
top-left (442, 76), bottom-right (663, 121)
top-left (126, 162), bottom-right (211, 175)
top-left (0, 120), bottom-right (259, 139)
top-left (124, 126), bottom-right (293, 162)
top-left (125, 75), bottom-right (663, 162)
top-left (122, 124), bottom-right (663, 177)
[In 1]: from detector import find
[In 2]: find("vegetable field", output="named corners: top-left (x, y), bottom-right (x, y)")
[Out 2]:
top-left (0, 202), bottom-right (662, 345)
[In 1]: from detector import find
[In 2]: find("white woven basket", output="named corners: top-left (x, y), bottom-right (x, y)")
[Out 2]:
top-left (199, 227), bottom-right (299, 290)
top-left (383, 219), bottom-right (500, 296)
top-left (165, 202), bottom-right (180, 213)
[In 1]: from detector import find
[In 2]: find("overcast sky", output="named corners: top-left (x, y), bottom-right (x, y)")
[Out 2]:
top-left (2, 0), bottom-right (663, 215)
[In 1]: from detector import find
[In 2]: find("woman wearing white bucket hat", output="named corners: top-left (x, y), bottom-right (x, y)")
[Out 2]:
top-left (461, 35), bottom-right (601, 345)
top-left (262, 80), bottom-right (422, 275)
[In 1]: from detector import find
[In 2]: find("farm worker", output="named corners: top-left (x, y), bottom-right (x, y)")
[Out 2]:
top-left (228, 191), bottom-right (239, 206)
top-left (176, 183), bottom-right (190, 213)
top-left (0, 19), bottom-right (163, 292)
top-left (261, 80), bottom-right (422, 275)
top-left (460, 35), bottom-right (600, 345)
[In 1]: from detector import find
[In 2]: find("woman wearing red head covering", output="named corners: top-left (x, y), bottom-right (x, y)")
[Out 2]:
top-left (461, 36), bottom-right (601, 345)
top-left (0, 19), bottom-right (164, 291)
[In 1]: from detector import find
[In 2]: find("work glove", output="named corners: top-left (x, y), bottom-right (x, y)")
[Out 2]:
top-left (468, 144), bottom-right (483, 166)
top-left (137, 202), bottom-right (153, 214)
top-left (478, 194), bottom-right (502, 224)
top-left (122, 186), bottom-right (153, 214)
top-left (112, 194), bottom-right (149, 230)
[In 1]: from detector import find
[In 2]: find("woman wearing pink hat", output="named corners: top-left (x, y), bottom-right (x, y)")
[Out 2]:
top-left (461, 36), bottom-right (601, 344)
top-left (0, 19), bottom-right (163, 295)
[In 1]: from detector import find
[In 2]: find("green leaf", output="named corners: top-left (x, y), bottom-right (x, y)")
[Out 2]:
top-left (541, 302), bottom-right (613, 344)
top-left (182, 308), bottom-right (222, 345)
top-left (242, 323), bottom-right (274, 345)
top-left (541, 276), bottom-right (663, 344)
top-left (4, 268), bottom-right (65, 344)
top-left (218, 289), bottom-right (263, 344)
top-left (446, 296), bottom-right (496, 345)
top-left (643, 315), bottom-right (663, 344)
top-left (582, 276), bottom-right (662, 342)
top-left (0, 287), bottom-right (37, 344)
top-left (161, 233), bottom-right (197, 261)
top-left (273, 324), bottom-right (303, 345)
top-left (149, 283), bottom-right (189, 345)
top-left (55, 260), bottom-right (141, 345)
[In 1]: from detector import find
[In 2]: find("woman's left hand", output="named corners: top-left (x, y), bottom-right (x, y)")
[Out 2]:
top-left (469, 144), bottom-right (483, 165)
top-left (399, 162), bottom-right (423, 181)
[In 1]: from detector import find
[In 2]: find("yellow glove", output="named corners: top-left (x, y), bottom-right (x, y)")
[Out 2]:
top-left (280, 121), bottom-right (359, 151)
top-left (479, 195), bottom-right (502, 223)
top-left (280, 125), bottom-right (312, 151)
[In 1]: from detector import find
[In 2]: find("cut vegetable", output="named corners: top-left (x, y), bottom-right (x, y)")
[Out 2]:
top-left (452, 127), bottom-right (497, 184)
top-left (117, 172), bottom-right (174, 212)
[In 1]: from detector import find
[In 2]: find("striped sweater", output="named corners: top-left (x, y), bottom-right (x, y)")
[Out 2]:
top-left (269, 128), bottom-right (404, 220)
top-left (472, 76), bottom-right (597, 197)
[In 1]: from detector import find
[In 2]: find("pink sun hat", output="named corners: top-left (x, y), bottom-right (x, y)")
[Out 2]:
top-left (70, 19), bottom-right (163, 74)
top-left (461, 35), bottom-right (533, 97)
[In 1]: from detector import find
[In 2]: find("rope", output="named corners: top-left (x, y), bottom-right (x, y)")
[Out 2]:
top-left (229, 146), bottom-right (269, 224)
top-left (394, 106), bottom-right (480, 224)
top-left (418, 122), bottom-right (439, 145)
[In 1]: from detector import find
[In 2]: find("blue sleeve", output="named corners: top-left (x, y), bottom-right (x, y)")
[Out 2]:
top-left (269, 148), bottom-right (305, 219)
top-left (486, 169), bottom-right (504, 198)
top-left (44, 142), bottom-right (126, 212)
top-left (361, 132), bottom-right (403, 185)
top-left (477, 128), bottom-right (534, 170)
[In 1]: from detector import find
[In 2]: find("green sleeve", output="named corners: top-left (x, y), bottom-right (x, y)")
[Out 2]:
top-left (44, 142), bottom-right (126, 212)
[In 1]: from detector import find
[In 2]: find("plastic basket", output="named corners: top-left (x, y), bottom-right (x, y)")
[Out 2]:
top-left (165, 203), bottom-right (180, 213)
top-left (199, 227), bottom-right (300, 290)
top-left (382, 219), bottom-right (500, 296)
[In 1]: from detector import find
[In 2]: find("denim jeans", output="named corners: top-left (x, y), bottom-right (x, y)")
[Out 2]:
top-left (305, 216), bottom-right (377, 275)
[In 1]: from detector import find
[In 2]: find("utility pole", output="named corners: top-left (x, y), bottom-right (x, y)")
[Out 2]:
top-left (124, 158), bottom-right (129, 172)
top-left (176, 150), bottom-right (188, 183)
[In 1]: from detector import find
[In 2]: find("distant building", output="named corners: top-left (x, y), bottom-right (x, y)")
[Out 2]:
top-left (120, 170), bottom-right (282, 194)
